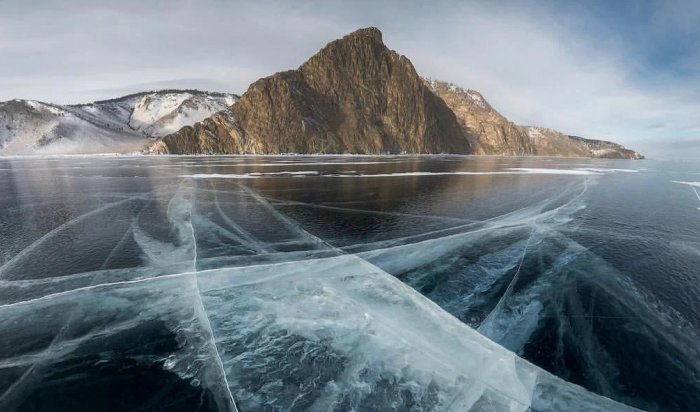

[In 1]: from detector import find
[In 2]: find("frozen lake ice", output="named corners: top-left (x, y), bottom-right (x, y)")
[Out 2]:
top-left (0, 155), bottom-right (698, 411)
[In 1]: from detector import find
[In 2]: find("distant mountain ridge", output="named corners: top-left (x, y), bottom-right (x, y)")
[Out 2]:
top-left (0, 27), bottom-right (642, 159)
top-left (0, 90), bottom-right (237, 155)
top-left (152, 27), bottom-right (642, 159)
top-left (425, 80), bottom-right (643, 159)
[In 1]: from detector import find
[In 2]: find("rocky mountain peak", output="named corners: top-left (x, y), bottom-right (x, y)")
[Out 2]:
top-left (300, 26), bottom-right (397, 82)
top-left (151, 28), bottom-right (641, 159)
top-left (155, 27), bottom-right (471, 154)
top-left (355, 26), bottom-right (382, 39)
top-left (340, 26), bottom-right (383, 43)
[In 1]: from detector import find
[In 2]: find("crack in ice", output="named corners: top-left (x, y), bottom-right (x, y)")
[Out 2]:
top-left (0, 196), bottom-right (142, 279)
top-left (186, 181), bottom-right (239, 412)
top-left (210, 180), bottom-right (271, 253)
top-left (478, 227), bottom-right (535, 336)
top-left (0, 200), bottom-right (150, 408)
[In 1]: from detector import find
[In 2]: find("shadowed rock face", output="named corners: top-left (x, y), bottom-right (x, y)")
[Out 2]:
top-left (153, 27), bottom-right (472, 154)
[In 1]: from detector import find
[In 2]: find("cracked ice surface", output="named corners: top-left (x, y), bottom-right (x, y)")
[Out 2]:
top-left (0, 155), bottom-right (692, 410)
top-left (195, 255), bottom-right (635, 411)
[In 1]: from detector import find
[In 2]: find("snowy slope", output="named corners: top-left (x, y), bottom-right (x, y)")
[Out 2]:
top-left (128, 92), bottom-right (236, 136)
top-left (0, 99), bottom-right (146, 155)
top-left (0, 90), bottom-right (237, 155)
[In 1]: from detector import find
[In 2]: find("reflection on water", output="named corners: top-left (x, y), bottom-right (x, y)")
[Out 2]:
top-left (0, 155), bottom-right (698, 411)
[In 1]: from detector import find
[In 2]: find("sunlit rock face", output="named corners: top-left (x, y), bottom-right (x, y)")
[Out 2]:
top-left (424, 80), bottom-right (535, 156)
top-left (525, 127), bottom-right (644, 159)
top-left (154, 28), bottom-right (472, 155)
top-left (153, 28), bottom-right (642, 159)
top-left (425, 80), bottom-right (643, 159)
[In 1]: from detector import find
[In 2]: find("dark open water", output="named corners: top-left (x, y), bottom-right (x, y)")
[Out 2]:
top-left (0, 155), bottom-right (698, 411)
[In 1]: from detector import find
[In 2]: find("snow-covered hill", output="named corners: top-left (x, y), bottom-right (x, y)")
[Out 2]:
top-left (0, 90), bottom-right (237, 155)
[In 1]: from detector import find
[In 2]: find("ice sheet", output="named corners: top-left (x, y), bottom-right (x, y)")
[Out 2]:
top-left (0, 157), bottom-right (665, 410)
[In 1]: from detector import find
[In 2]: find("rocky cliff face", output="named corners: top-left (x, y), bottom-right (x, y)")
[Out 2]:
top-left (154, 28), bottom-right (641, 159)
top-left (153, 28), bottom-right (472, 154)
top-left (523, 127), bottom-right (590, 157)
top-left (524, 127), bottom-right (644, 159)
top-left (426, 80), bottom-right (643, 159)
top-left (425, 80), bottom-right (534, 156)
top-left (567, 134), bottom-right (644, 159)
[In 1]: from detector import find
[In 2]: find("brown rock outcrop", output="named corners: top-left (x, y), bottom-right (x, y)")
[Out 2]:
top-left (153, 27), bottom-right (471, 154)
top-left (425, 80), bottom-right (534, 156)
top-left (152, 27), bottom-right (642, 159)
top-left (524, 127), bottom-right (644, 159)
top-left (426, 80), bottom-right (643, 159)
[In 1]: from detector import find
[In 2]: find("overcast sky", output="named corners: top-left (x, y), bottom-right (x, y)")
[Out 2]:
top-left (2, 0), bottom-right (700, 158)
